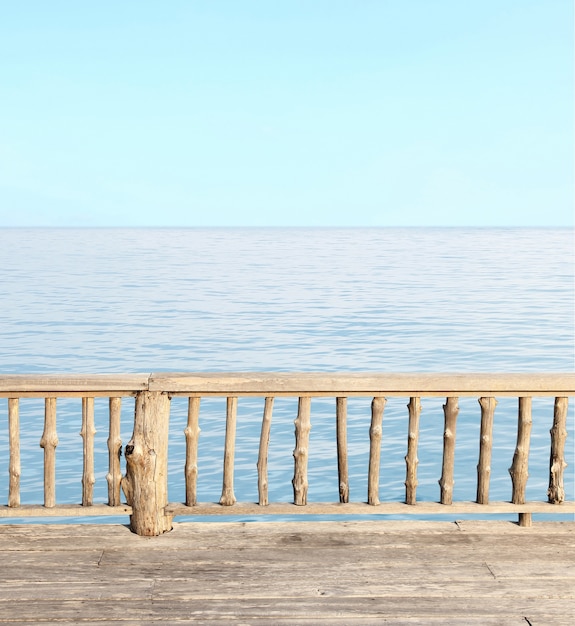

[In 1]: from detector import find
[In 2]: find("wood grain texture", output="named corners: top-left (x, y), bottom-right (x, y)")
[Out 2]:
top-left (336, 397), bottom-right (349, 503)
top-left (0, 521), bottom-right (573, 624)
top-left (476, 396), bottom-right (497, 504)
top-left (39, 398), bottom-right (58, 508)
top-left (80, 397), bottom-right (96, 506)
top-left (106, 397), bottom-right (123, 507)
top-left (404, 397), bottom-right (421, 505)
top-left (367, 397), bottom-right (385, 505)
top-left (257, 397), bottom-right (274, 506)
top-left (439, 397), bottom-right (459, 505)
top-left (293, 397), bottom-right (311, 505)
top-left (184, 396), bottom-right (201, 506)
top-left (7, 398), bottom-right (20, 507)
top-left (548, 396), bottom-right (568, 504)
top-left (219, 397), bottom-right (238, 506)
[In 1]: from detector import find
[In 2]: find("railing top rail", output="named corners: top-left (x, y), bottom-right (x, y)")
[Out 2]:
top-left (0, 373), bottom-right (150, 395)
top-left (149, 372), bottom-right (575, 396)
top-left (1, 372), bottom-right (575, 397)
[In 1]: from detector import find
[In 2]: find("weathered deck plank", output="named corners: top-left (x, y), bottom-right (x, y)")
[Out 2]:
top-left (0, 521), bottom-right (573, 624)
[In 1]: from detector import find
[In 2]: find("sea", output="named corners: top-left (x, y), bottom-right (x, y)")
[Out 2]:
top-left (0, 227), bottom-right (573, 523)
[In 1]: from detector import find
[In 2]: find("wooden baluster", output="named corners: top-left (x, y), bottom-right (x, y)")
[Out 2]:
top-left (439, 397), bottom-right (459, 504)
top-left (121, 391), bottom-right (172, 536)
top-left (509, 397), bottom-right (533, 527)
top-left (405, 397), bottom-right (421, 505)
top-left (185, 397), bottom-right (201, 507)
top-left (220, 397), bottom-right (237, 506)
top-left (336, 397), bottom-right (349, 503)
top-left (293, 397), bottom-right (311, 506)
top-left (80, 397), bottom-right (96, 506)
top-left (107, 397), bottom-right (122, 506)
top-left (367, 397), bottom-right (386, 505)
top-left (548, 397), bottom-right (568, 504)
top-left (476, 396), bottom-right (496, 504)
top-left (40, 398), bottom-right (58, 508)
top-left (257, 397), bottom-right (274, 506)
top-left (8, 398), bottom-right (21, 507)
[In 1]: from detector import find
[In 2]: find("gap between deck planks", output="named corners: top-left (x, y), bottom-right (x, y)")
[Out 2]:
top-left (0, 521), bottom-right (573, 624)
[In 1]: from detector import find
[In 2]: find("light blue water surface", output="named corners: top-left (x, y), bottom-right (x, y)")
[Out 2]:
top-left (0, 228), bottom-right (573, 522)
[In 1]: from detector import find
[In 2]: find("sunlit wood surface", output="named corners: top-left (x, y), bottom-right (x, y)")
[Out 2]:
top-left (0, 520), bottom-right (573, 624)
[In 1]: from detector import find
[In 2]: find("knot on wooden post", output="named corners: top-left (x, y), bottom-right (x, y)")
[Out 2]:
top-left (121, 391), bottom-right (172, 536)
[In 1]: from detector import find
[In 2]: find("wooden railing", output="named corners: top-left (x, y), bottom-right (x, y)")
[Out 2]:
top-left (1, 373), bottom-right (574, 536)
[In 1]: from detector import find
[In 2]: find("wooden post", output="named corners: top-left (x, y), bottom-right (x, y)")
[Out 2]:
top-left (548, 397), bottom-right (568, 504)
top-left (40, 398), bottom-right (58, 508)
top-left (220, 397), bottom-right (237, 506)
top-left (509, 397), bottom-right (533, 527)
top-left (367, 397), bottom-right (386, 505)
top-left (106, 398), bottom-right (122, 507)
top-left (336, 397), bottom-right (349, 503)
top-left (404, 397), bottom-right (421, 505)
top-left (476, 397), bottom-right (496, 504)
top-left (80, 397), bottom-right (96, 506)
top-left (257, 397), bottom-right (274, 506)
top-left (439, 397), bottom-right (459, 505)
top-left (8, 398), bottom-right (20, 507)
top-left (293, 397), bottom-right (311, 506)
top-left (121, 391), bottom-right (172, 536)
top-left (185, 397), bottom-right (201, 506)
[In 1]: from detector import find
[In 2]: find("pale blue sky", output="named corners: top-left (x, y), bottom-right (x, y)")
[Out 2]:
top-left (0, 1), bottom-right (573, 227)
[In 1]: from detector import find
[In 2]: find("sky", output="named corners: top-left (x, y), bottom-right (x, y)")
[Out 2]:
top-left (0, 1), bottom-right (573, 227)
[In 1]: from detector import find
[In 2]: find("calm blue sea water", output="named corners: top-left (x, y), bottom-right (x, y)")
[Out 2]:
top-left (0, 228), bottom-right (573, 522)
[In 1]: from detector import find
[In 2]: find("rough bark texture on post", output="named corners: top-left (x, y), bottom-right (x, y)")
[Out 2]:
top-left (439, 397), bottom-right (459, 505)
top-left (121, 391), bottom-right (172, 536)
top-left (8, 398), bottom-right (20, 507)
top-left (80, 397), bottom-right (96, 506)
top-left (509, 397), bottom-right (533, 527)
top-left (185, 397), bottom-right (201, 506)
top-left (293, 397), bottom-right (311, 506)
top-left (257, 397), bottom-right (274, 506)
top-left (368, 397), bottom-right (386, 505)
top-left (220, 397), bottom-right (237, 506)
top-left (476, 396), bottom-right (497, 504)
top-left (106, 397), bottom-right (122, 507)
top-left (548, 397), bottom-right (568, 504)
top-left (405, 397), bottom-right (421, 505)
top-left (39, 398), bottom-right (58, 508)
top-left (336, 397), bottom-right (349, 503)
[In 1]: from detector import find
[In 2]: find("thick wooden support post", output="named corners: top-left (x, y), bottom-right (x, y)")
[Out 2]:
top-left (368, 397), bottom-right (386, 505)
top-left (548, 397), bottom-right (568, 504)
top-left (106, 398), bottom-right (122, 506)
top-left (293, 397), bottom-right (311, 506)
top-left (185, 397), bottom-right (201, 507)
top-left (40, 398), bottom-right (58, 508)
top-left (405, 397), bottom-right (421, 505)
top-left (8, 398), bottom-right (20, 507)
top-left (257, 397), bottom-right (274, 506)
top-left (80, 397), bottom-right (96, 506)
top-left (439, 397), bottom-right (459, 505)
top-left (509, 397), bottom-right (533, 527)
top-left (220, 397), bottom-right (237, 506)
top-left (476, 396), bottom-right (496, 504)
top-left (336, 397), bottom-right (349, 503)
top-left (121, 391), bottom-right (172, 536)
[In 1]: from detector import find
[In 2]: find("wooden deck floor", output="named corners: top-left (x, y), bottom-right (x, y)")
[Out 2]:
top-left (0, 520), bottom-right (573, 624)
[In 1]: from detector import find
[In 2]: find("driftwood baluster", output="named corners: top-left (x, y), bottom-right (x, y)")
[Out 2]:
top-left (39, 398), bottom-right (58, 508)
top-left (336, 397), bottom-right (349, 503)
top-left (439, 397), bottom-right (459, 504)
top-left (548, 397), bottom-right (568, 504)
top-left (80, 397), bottom-right (96, 506)
top-left (185, 397), bottom-right (201, 506)
top-left (220, 397), bottom-right (237, 506)
top-left (121, 391), bottom-right (172, 536)
top-left (8, 398), bottom-right (20, 507)
top-left (257, 397), bottom-right (274, 506)
top-left (509, 397), bottom-right (533, 527)
top-left (367, 397), bottom-right (386, 505)
top-left (476, 397), bottom-right (497, 504)
top-left (405, 397), bottom-right (421, 505)
top-left (106, 397), bottom-right (122, 506)
top-left (293, 397), bottom-right (311, 506)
